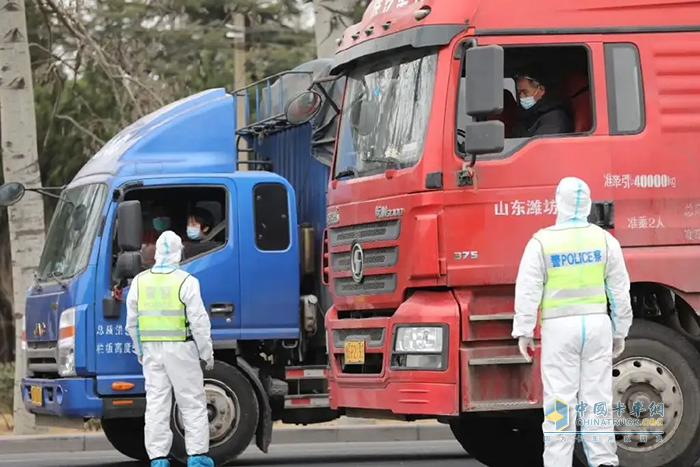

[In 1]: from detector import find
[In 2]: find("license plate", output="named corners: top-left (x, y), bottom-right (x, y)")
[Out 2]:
top-left (344, 340), bottom-right (365, 365)
top-left (30, 386), bottom-right (43, 406)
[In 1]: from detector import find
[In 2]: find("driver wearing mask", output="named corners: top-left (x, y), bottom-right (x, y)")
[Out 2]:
top-left (186, 208), bottom-right (214, 243)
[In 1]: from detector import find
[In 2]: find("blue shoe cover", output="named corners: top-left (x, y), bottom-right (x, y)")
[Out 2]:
top-left (151, 459), bottom-right (170, 467)
top-left (188, 455), bottom-right (215, 467)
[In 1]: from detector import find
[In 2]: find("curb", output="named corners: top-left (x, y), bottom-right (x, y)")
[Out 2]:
top-left (0, 424), bottom-right (454, 455)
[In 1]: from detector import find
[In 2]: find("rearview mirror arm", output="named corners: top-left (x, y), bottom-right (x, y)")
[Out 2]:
top-left (25, 187), bottom-right (74, 206)
top-left (311, 79), bottom-right (341, 115)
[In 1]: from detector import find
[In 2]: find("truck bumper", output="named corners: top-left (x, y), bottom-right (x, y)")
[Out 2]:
top-left (22, 377), bottom-right (102, 419)
top-left (325, 290), bottom-right (461, 416)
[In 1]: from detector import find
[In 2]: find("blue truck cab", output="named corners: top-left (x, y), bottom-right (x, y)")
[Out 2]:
top-left (6, 60), bottom-right (344, 465)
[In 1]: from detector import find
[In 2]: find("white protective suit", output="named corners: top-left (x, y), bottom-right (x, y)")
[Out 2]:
top-left (126, 231), bottom-right (214, 460)
top-left (512, 177), bottom-right (633, 467)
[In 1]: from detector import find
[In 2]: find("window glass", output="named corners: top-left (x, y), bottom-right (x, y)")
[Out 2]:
top-left (604, 43), bottom-right (645, 134)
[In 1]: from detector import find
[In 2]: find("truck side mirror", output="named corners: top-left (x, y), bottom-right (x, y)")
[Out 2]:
top-left (0, 182), bottom-right (26, 207)
top-left (285, 91), bottom-right (323, 126)
top-left (464, 45), bottom-right (504, 117)
top-left (117, 200), bottom-right (143, 252)
top-left (463, 121), bottom-right (505, 155)
top-left (115, 251), bottom-right (141, 280)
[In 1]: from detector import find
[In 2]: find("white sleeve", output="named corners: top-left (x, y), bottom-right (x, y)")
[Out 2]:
top-left (604, 232), bottom-right (633, 339)
top-left (181, 275), bottom-right (214, 362)
top-left (125, 279), bottom-right (141, 357)
top-left (512, 237), bottom-right (546, 339)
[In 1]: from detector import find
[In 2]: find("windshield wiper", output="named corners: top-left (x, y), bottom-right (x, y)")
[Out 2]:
top-left (335, 166), bottom-right (359, 180)
top-left (362, 156), bottom-right (400, 170)
top-left (32, 271), bottom-right (43, 292)
top-left (50, 270), bottom-right (67, 289)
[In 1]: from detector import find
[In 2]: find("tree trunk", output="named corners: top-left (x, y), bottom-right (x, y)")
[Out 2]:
top-left (313, 0), bottom-right (357, 59)
top-left (0, 0), bottom-right (47, 434)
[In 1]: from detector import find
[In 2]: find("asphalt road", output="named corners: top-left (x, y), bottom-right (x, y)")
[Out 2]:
top-left (0, 440), bottom-right (473, 467)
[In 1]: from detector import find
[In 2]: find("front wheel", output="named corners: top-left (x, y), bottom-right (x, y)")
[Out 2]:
top-left (574, 320), bottom-right (700, 467)
top-left (169, 361), bottom-right (259, 466)
top-left (101, 416), bottom-right (149, 461)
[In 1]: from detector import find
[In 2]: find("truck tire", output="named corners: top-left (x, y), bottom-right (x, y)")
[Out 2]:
top-left (449, 412), bottom-right (544, 467)
top-left (169, 361), bottom-right (259, 466)
top-left (101, 416), bottom-right (149, 461)
top-left (573, 320), bottom-right (700, 467)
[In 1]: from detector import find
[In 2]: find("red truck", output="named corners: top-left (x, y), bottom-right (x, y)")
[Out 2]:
top-left (315, 1), bottom-right (700, 466)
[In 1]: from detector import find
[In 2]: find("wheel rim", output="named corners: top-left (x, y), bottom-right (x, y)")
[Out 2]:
top-left (612, 356), bottom-right (683, 453)
top-left (173, 378), bottom-right (241, 448)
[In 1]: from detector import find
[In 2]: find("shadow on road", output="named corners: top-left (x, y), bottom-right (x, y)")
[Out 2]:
top-left (229, 451), bottom-right (470, 466)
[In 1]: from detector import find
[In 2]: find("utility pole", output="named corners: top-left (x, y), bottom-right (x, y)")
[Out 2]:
top-left (0, 0), bottom-right (46, 434)
top-left (313, 0), bottom-right (355, 59)
top-left (228, 13), bottom-right (248, 171)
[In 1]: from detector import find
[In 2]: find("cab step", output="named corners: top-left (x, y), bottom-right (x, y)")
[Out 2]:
top-left (468, 399), bottom-right (537, 411)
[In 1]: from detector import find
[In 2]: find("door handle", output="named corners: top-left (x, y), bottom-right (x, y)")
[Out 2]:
top-left (209, 303), bottom-right (234, 316)
top-left (588, 201), bottom-right (614, 229)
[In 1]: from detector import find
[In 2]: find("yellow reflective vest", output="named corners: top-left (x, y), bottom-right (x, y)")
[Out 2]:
top-left (534, 225), bottom-right (609, 320)
top-left (136, 269), bottom-right (191, 342)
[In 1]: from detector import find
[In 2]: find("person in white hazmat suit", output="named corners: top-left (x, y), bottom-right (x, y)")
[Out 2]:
top-left (126, 231), bottom-right (215, 467)
top-left (512, 177), bottom-right (633, 467)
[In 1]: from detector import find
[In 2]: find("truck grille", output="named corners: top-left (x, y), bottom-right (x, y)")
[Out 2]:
top-left (331, 247), bottom-right (398, 272)
top-left (334, 274), bottom-right (397, 296)
top-left (26, 341), bottom-right (58, 377)
top-left (332, 328), bottom-right (385, 348)
top-left (329, 220), bottom-right (400, 246)
top-left (336, 353), bottom-right (383, 375)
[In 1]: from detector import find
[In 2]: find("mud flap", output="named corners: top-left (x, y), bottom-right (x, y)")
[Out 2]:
top-left (237, 358), bottom-right (273, 453)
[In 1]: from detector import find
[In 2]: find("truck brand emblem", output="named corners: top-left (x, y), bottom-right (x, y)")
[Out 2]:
top-left (375, 205), bottom-right (403, 219)
top-left (327, 208), bottom-right (340, 226)
top-left (350, 241), bottom-right (364, 283)
top-left (33, 322), bottom-right (47, 337)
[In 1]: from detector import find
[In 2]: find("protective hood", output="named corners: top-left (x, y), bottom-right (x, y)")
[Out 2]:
top-left (153, 230), bottom-right (183, 268)
top-left (554, 176), bottom-right (592, 225)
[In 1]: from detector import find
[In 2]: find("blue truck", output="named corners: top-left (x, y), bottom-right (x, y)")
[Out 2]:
top-left (0, 59), bottom-right (345, 465)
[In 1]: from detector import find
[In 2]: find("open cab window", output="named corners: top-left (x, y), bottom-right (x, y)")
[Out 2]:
top-left (456, 44), bottom-right (594, 159)
top-left (111, 186), bottom-right (228, 282)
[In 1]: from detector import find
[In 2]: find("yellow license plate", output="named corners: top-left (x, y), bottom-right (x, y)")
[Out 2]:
top-left (30, 386), bottom-right (43, 406)
top-left (344, 340), bottom-right (365, 365)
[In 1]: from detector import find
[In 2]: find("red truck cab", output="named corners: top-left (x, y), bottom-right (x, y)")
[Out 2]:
top-left (322, 1), bottom-right (700, 466)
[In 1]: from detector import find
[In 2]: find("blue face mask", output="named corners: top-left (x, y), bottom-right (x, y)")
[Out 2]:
top-left (520, 96), bottom-right (536, 110)
top-left (153, 217), bottom-right (170, 232)
top-left (187, 225), bottom-right (201, 240)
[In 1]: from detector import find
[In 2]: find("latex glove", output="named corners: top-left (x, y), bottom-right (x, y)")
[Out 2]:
top-left (518, 337), bottom-right (535, 362)
top-left (205, 357), bottom-right (214, 371)
top-left (612, 337), bottom-right (625, 359)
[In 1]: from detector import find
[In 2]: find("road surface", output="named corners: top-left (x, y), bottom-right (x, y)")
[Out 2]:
top-left (0, 440), bottom-right (472, 467)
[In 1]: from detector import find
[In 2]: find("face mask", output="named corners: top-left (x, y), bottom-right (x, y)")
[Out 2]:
top-left (520, 96), bottom-right (536, 110)
top-left (187, 225), bottom-right (202, 240)
top-left (153, 217), bottom-right (170, 232)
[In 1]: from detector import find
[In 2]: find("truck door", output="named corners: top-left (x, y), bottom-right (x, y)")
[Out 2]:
top-left (93, 177), bottom-right (240, 393)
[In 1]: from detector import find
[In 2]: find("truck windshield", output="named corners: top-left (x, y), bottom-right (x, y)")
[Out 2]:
top-left (36, 183), bottom-right (108, 281)
top-left (334, 49), bottom-right (437, 179)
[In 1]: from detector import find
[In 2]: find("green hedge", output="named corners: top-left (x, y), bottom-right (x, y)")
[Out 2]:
top-left (0, 362), bottom-right (13, 414)
top-left (0, 362), bottom-right (13, 430)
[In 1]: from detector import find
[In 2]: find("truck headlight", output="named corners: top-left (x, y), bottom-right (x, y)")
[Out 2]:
top-left (58, 307), bottom-right (76, 377)
top-left (392, 326), bottom-right (446, 370)
top-left (395, 327), bottom-right (444, 353)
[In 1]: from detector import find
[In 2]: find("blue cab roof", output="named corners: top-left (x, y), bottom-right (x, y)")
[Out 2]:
top-left (69, 88), bottom-right (237, 188)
